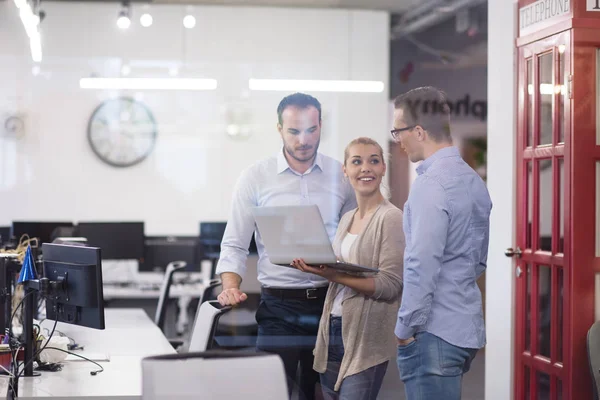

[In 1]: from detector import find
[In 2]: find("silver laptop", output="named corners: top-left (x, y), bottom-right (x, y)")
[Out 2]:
top-left (251, 205), bottom-right (378, 274)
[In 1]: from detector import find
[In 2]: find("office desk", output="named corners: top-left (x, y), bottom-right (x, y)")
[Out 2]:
top-left (1, 309), bottom-right (175, 399)
top-left (102, 282), bottom-right (204, 300)
top-left (103, 282), bottom-right (205, 335)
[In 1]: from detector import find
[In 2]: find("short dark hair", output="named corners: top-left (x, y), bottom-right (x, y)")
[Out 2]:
top-left (393, 86), bottom-right (452, 142)
top-left (277, 93), bottom-right (322, 125)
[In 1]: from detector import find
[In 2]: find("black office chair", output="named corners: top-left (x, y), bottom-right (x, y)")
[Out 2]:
top-left (587, 320), bottom-right (600, 399)
top-left (195, 279), bottom-right (258, 350)
top-left (154, 261), bottom-right (187, 347)
top-left (188, 300), bottom-right (232, 352)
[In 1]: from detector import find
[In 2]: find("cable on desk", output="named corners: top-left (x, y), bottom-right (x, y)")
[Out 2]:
top-left (16, 317), bottom-right (57, 378)
top-left (42, 347), bottom-right (104, 376)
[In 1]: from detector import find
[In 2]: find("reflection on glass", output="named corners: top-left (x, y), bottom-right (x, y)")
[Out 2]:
top-left (538, 265), bottom-right (552, 358)
top-left (527, 162), bottom-right (533, 249)
top-left (539, 53), bottom-right (553, 145)
top-left (559, 50), bottom-right (565, 143)
top-left (558, 268), bottom-right (564, 362)
top-left (526, 264), bottom-right (531, 351)
top-left (536, 371), bottom-right (550, 400)
top-left (527, 59), bottom-right (534, 147)
top-left (559, 159), bottom-right (565, 253)
top-left (539, 159), bottom-right (552, 251)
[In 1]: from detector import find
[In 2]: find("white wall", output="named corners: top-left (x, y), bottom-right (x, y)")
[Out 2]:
top-left (0, 2), bottom-right (389, 235)
top-left (485, 0), bottom-right (516, 398)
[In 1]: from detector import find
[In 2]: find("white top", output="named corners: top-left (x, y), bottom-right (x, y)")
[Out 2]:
top-left (216, 149), bottom-right (357, 288)
top-left (331, 233), bottom-right (358, 317)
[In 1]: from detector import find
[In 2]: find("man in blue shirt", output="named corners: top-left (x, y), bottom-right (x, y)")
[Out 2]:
top-left (216, 93), bottom-right (357, 399)
top-left (392, 87), bottom-right (492, 400)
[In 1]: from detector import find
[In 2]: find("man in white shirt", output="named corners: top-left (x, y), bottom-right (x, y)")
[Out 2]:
top-left (216, 93), bottom-right (357, 400)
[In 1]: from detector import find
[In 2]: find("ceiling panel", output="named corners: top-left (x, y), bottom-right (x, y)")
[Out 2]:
top-left (47, 0), bottom-right (423, 13)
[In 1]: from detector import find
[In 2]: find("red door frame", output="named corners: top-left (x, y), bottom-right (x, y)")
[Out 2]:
top-left (570, 26), bottom-right (600, 398)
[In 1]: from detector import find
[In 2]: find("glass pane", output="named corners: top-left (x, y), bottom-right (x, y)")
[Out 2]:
top-left (559, 159), bottom-right (564, 253)
top-left (559, 48), bottom-right (565, 143)
top-left (525, 366), bottom-right (531, 400)
top-left (539, 159), bottom-right (552, 251)
top-left (526, 264), bottom-right (532, 351)
top-left (557, 379), bottom-right (563, 400)
top-left (597, 50), bottom-right (600, 145)
top-left (538, 265), bottom-right (551, 358)
top-left (597, 162), bottom-right (600, 257)
top-left (558, 268), bottom-right (564, 362)
top-left (536, 371), bottom-right (550, 400)
top-left (527, 162), bottom-right (533, 249)
top-left (528, 59), bottom-right (534, 147)
top-left (539, 53), bottom-right (553, 145)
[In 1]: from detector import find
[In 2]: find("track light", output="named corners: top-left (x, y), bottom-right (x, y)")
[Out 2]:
top-left (140, 13), bottom-right (152, 27)
top-left (183, 15), bottom-right (196, 29)
top-left (117, 3), bottom-right (131, 30)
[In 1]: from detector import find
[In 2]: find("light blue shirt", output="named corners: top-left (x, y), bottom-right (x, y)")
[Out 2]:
top-left (216, 149), bottom-right (357, 288)
top-left (395, 146), bottom-right (492, 349)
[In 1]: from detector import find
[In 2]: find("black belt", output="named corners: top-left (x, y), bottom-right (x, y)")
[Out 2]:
top-left (261, 286), bottom-right (328, 300)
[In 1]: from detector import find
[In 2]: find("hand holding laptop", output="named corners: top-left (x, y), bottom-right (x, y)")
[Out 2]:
top-left (291, 258), bottom-right (338, 280)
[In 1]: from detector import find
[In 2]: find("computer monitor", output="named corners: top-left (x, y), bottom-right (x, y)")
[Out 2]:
top-left (41, 243), bottom-right (105, 330)
top-left (199, 222), bottom-right (257, 258)
top-left (11, 221), bottom-right (74, 244)
top-left (77, 222), bottom-right (144, 261)
top-left (142, 236), bottom-right (199, 272)
top-left (0, 226), bottom-right (10, 245)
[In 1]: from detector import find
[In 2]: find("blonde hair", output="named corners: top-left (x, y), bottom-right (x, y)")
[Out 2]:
top-left (343, 137), bottom-right (385, 166)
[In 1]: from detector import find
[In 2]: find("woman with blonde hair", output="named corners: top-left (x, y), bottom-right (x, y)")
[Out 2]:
top-left (292, 137), bottom-right (405, 399)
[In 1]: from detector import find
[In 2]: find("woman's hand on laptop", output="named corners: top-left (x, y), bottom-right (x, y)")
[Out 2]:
top-left (292, 259), bottom-right (338, 281)
top-left (217, 288), bottom-right (248, 306)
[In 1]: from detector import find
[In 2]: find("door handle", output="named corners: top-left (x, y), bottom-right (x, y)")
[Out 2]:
top-left (505, 247), bottom-right (523, 258)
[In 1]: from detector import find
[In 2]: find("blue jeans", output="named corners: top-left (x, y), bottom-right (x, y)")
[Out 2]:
top-left (396, 331), bottom-right (478, 400)
top-left (320, 316), bottom-right (388, 400)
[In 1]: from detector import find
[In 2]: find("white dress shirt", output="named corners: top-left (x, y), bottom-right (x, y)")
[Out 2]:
top-left (216, 149), bottom-right (357, 288)
top-left (330, 232), bottom-right (357, 316)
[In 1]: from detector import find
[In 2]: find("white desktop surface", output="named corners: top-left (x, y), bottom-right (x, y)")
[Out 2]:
top-left (1, 309), bottom-right (175, 399)
top-left (102, 282), bottom-right (205, 300)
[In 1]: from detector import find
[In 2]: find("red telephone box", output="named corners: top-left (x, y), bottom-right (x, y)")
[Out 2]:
top-left (513, 0), bottom-right (600, 398)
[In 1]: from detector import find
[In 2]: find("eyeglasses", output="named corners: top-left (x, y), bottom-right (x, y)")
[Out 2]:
top-left (390, 126), bottom-right (415, 141)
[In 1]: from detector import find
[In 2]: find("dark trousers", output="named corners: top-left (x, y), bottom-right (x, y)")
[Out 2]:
top-left (255, 291), bottom-right (326, 400)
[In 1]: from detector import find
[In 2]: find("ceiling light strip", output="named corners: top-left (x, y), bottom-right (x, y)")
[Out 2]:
top-left (79, 78), bottom-right (218, 91)
top-left (248, 79), bottom-right (384, 93)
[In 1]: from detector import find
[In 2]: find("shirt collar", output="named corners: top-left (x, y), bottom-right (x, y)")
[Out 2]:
top-left (416, 146), bottom-right (460, 175)
top-left (277, 148), bottom-right (324, 175)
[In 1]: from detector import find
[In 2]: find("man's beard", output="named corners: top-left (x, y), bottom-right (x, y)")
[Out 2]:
top-left (285, 140), bottom-right (320, 163)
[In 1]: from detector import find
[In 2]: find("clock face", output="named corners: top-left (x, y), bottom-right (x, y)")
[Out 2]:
top-left (87, 98), bottom-right (157, 167)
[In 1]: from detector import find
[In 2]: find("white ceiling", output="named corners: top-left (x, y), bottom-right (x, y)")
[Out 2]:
top-left (147, 0), bottom-right (424, 13)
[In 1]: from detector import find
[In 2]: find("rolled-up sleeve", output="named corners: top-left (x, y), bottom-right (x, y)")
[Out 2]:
top-left (372, 209), bottom-right (405, 301)
top-left (215, 168), bottom-right (257, 279)
top-left (395, 177), bottom-right (449, 339)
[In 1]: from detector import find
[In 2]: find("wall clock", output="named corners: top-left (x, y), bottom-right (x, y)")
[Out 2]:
top-left (87, 97), bottom-right (157, 167)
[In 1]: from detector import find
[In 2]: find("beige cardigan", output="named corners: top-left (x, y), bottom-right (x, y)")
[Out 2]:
top-left (313, 199), bottom-right (405, 391)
